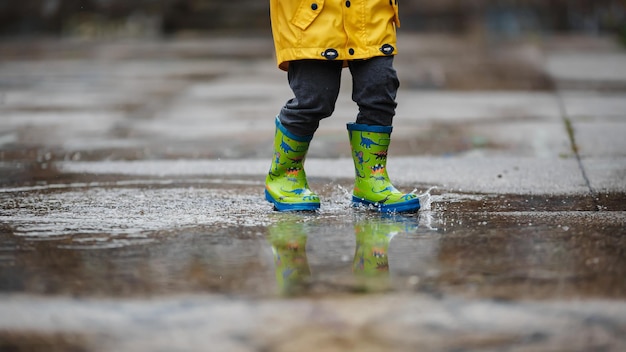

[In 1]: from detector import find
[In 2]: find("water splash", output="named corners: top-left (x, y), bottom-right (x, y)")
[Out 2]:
top-left (336, 184), bottom-right (352, 198)
top-left (413, 186), bottom-right (437, 211)
top-left (318, 184), bottom-right (352, 214)
top-left (2, 186), bottom-right (273, 243)
top-left (413, 186), bottom-right (438, 230)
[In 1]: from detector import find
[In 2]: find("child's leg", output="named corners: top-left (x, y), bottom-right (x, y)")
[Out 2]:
top-left (265, 60), bottom-right (342, 211)
top-left (345, 56), bottom-right (420, 213)
top-left (348, 56), bottom-right (399, 126)
top-left (279, 60), bottom-right (343, 137)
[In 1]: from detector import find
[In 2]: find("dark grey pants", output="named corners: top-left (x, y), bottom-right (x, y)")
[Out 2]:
top-left (278, 56), bottom-right (399, 137)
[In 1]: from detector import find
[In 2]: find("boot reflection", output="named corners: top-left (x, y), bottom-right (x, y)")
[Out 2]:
top-left (353, 215), bottom-right (419, 291)
top-left (268, 217), bottom-right (311, 296)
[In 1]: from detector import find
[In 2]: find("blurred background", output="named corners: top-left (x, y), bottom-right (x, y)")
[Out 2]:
top-left (0, 0), bottom-right (624, 41)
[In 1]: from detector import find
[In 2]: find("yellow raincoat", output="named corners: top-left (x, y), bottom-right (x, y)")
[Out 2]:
top-left (270, 0), bottom-right (401, 71)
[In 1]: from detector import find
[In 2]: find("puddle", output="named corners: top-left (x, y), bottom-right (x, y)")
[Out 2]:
top-left (1, 178), bottom-right (624, 301)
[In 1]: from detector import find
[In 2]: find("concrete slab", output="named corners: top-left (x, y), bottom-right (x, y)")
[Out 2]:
top-left (0, 111), bottom-right (126, 145)
top-left (390, 120), bottom-right (573, 158)
top-left (0, 294), bottom-right (625, 352)
top-left (573, 122), bottom-right (626, 158)
top-left (389, 156), bottom-right (590, 195)
top-left (582, 158), bottom-right (626, 194)
top-left (396, 91), bottom-right (562, 122)
top-left (2, 90), bottom-right (138, 110)
top-left (462, 121), bottom-right (572, 158)
top-left (546, 53), bottom-right (626, 83)
top-left (55, 156), bottom-right (592, 195)
top-left (0, 59), bottom-right (236, 81)
top-left (560, 92), bottom-right (626, 120)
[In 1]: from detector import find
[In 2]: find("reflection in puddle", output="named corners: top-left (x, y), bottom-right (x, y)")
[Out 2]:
top-left (352, 216), bottom-right (419, 292)
top-left (268, 217), bottom-right (311, 296)
top-left (268, 214), bottom-right (421, 296)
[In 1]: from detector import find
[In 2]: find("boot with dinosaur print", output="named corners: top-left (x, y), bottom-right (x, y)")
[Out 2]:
top-left (347, 123), bottom-right (420, 213)
top-left (265, 117), bottom-right (320, 211)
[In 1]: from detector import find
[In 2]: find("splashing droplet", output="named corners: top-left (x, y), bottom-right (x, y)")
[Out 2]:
top-left (336, 184), bottom-right (352, 198)
top-left (415, 186), bottom-right (437, 211)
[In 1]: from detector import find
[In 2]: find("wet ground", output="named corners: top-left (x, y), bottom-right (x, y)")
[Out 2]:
top-left (1, 179), bottom-right (625, 300)
top-left (1, 34), bottom-right (626, 351)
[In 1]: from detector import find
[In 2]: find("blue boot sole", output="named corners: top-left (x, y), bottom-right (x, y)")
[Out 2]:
top-left (265, 190), bottom-right (320, 212)
top-left (352, 196), bottom-right (421, 213)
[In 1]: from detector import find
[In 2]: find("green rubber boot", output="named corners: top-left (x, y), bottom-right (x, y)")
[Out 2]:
top-left (268, 218), bottom-right (311, 296)
top-left (347, 123), bottom-right (420, 213)
top-left (265, 117), bottom-right (320, 211)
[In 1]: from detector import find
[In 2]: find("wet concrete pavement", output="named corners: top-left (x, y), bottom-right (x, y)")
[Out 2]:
top-left (1, 34), bottom-right (626, 351)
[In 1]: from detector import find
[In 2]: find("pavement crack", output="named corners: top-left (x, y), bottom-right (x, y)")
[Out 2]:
top-left (555, 92), bottom-right (600, 211)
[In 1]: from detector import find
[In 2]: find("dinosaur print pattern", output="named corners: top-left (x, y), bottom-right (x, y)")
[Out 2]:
top-left (287, 156), bottom-right (304, 165)
top-left (369, 164), bottom-right (386, 182)
top-left (286, 167), bottom-right (300, 175)
top-left (373, 185), bottom-right (399, 195)
top-left (355, 167), bottom-right (365, 179)
top-left (359, 132), bottom-right (383, 149)
top-left (280, 135), bottom-right (308, 154)
top-left (285, 167), bottom-right (301, 183)
top-left (354, 151), bottom-right (370, 170)
top-left (371, 150), bottom-right (388, 160)
top-left (371, 164), bottom-right (385, 174)
top-left (281, 187), bottom-right (307, 196)
top-left (401, 193), bottom-right (418, 201)
top-left (273, 152), bottom-right (285, 171)
top-left (279, 136), bottom-right (297, 154)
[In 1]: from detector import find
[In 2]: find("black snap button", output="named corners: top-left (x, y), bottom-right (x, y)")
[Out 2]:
top-left (380, 44), bottom-right (395, 56)
top-left (346, 1), bottom-right (351, 7)
top-left (322, 49), bottom-right (339, 60)
top-left (311, 3), bottom-right (318, 10)
top-left (349, 48), bottom-right (355, 55)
